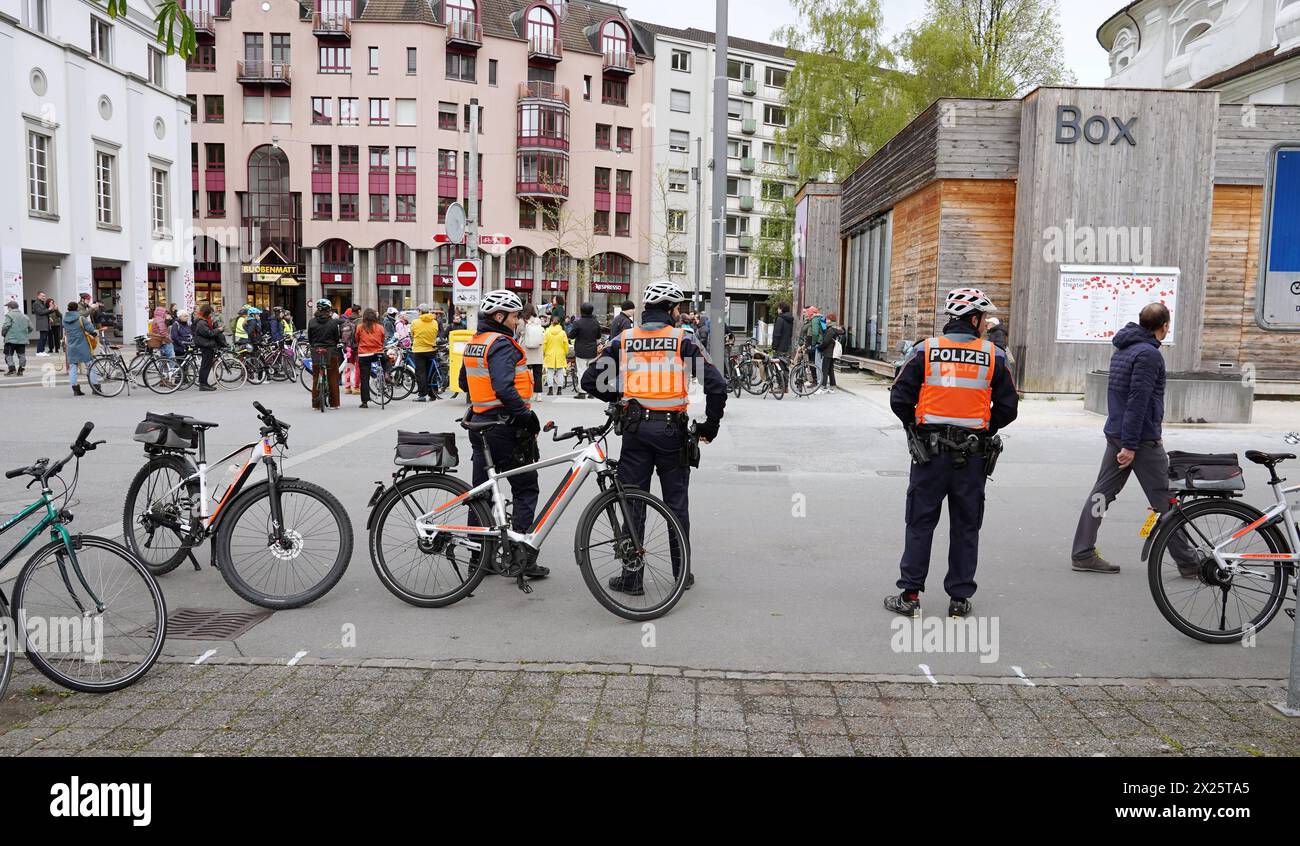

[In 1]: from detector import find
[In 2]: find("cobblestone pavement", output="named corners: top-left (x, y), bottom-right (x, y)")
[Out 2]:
top-left (1, 658), bottom-right (1297, 757)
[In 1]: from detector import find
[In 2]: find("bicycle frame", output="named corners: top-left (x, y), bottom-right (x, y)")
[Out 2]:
top-left (1208, 481), bottom-right (1300, 574)
top-left (0, 488), bottom-right (103, 611)
top-left (144, 437), bottom-right (275, 534)
top-left (415, 438), bottom-right (611, 551)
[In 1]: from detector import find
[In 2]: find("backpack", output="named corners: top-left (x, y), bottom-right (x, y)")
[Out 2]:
top-left (339, 317), bottom-right (355, 348)
top-left (807, 316), bottom-right (825, 346)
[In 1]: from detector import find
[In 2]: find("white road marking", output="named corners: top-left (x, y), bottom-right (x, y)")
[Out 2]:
top-left (918, 664), bottom-right (939, 686)
top-left (194, 649), bottom-right (217, 665)
top-left (88, 404), bottom-right (428, 538)
top-left (1012, 666), bottom-right (1036, 687)
top-left (288, 650), bottom-right (308, 666)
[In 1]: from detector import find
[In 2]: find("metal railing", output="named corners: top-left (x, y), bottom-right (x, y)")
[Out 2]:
top-left (236, 60), bottom-right (291, 83)
top-left (603, 50), bottom-right (634, 72)
top-left (528, 34), bottom-right (563, 59)
top-left (446, 18), bottom-right (481, 44)
top-left (518, 81), bottom-right (570, 103)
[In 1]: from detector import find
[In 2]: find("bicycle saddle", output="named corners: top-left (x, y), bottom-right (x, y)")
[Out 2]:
top-left (461, 419), bottom-right (506, 432)
top-left (1245, 451), bottom-right (1296, 466)
top-left (177, 417), bottom-right (220, 429)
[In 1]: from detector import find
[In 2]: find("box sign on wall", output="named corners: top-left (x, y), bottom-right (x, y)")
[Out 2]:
top-left (1056, 265), bottom-right (1180, 344)
top-left (1259, 144), bottom-right (1300, 331)
top-left (1055, 106), bottom-right (1138, 147)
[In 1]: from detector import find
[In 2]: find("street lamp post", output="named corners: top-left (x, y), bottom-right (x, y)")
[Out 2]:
top-left (709, 0), bottom-right (728, 364)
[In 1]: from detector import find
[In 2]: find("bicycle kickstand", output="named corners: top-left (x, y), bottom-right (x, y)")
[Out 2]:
top-left (186, 548), bottom-right (202, 572)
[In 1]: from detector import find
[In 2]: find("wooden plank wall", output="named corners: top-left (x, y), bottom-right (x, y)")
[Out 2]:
top-left (1214, 104), bottom-right (1300, 185)
top-left (936, 180), bottom-right (1018, 331)
top-left (1010, 88), bottom-right (1220, 393)
top-left (1204, 184), bottom-right (1300, 378)
top-left (841, 103), bottom-right (940, 235)
top-left (935, 100), bottom-right (1023, 180)
top-left (886, 182), bottom-right (942, 348)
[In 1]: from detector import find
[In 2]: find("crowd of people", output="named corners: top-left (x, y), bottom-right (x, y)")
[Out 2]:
top-left (768, 303), bottom-right (845, 394)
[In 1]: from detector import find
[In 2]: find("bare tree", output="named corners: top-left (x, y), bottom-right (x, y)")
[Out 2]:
top-left (639, 166), bottom-right (692, 287)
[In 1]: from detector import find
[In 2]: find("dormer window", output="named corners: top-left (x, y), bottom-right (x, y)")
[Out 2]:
top-left (527, 4), bottom-right (558, 45)
top-left (1109, 27), bottom-right (1136, 75)
top-left (601, 20), bottom-right (630, 61)
top-left (444, 0), bottom-right (476, 25)
top-left (1177, 21), bottom-right (1211, 55)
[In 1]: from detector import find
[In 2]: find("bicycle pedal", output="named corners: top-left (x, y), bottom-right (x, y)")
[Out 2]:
top-left (1288, 608), bottom-right (1296, 621)
top-left (518, 581), bottom-right (533, 595)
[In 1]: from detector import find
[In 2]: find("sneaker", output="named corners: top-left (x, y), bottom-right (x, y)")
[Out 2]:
top-left (413, 396), bottom-right (429, 403)
top-left (948, 598), bottom-right (973, 618)
top-left (607, 572), bottom-right (645, 596)
top-left (1071, 552), bottom-right (1120, 575)
top-left (884, 591), bottom-right (921, 617)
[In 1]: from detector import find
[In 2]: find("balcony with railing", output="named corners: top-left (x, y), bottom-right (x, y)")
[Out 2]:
top-left (602, 49), bottom-right (635, 76)
top-left (237, 59), bottom-right (291, 85)
top-left (312, 12), bottom-right (351, 38)
top-left (447, 18), bottom-right (481, 49)
top-left (517, 81), bottom-right (569, 104)
top-left (528, 34), bottom-right (563, 63)
top-left (191, 9), bottom-right (215, 36)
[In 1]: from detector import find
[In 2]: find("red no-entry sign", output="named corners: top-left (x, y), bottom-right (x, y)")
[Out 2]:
top-left (453, 258), bottom-right (482, 306)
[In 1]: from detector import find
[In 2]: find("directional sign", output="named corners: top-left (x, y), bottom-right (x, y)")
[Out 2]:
top-left (433, 234), bottom-right (513, 247)
top-left (453, 258), bottom-right (482, 307)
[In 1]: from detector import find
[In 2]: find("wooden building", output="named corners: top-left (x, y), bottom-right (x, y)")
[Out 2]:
top-left (836, 87), bottom-right (1300, 393)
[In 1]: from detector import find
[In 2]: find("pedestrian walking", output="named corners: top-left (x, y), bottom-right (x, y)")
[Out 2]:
top-left (520, 305), bottom-right (545, 400)
top-left (355, 308), bottom-right (387, 409)
top-left (818, 313), bottom-right (843, 394)
top-left (307, 298), bottom-right (342, 409)
top-left (3, 301), bottom-right (32, 376)
top-left (886, 288), bottom-right (1019, 618)
top-left (61, 302), bottom-right (100, 396)
top-left (1070, 303), bottom-right (1198, 576)
top-left (543, 317), bottom-right (569, 396)
top-left (568, 303), bottom-right (602, 400)
top-left (193, 304), bottom-right (222, 392)
top-left (409, 304), bottom-right (440, 402)
top-left (32, 292), bottom-right (53, 356)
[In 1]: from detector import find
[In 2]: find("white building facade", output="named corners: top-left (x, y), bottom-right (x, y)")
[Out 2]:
top-left (1099, 0), bottom-right (1300, 102)
top-left (633, 22), bottom-right (801, 331)
top-left (1, 0), bottom-right (193, 342)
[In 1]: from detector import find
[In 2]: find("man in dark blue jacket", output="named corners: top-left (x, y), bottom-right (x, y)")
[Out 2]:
top-left (1071, 303), bottom-right (1195, 575)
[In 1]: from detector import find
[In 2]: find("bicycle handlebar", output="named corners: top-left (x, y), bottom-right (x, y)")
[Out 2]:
top-left (4, 422), bottom-right (103, 483)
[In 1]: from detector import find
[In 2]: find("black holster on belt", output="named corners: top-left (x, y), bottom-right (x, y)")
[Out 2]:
top-left (682, 420), bottom-right (702, 469)
top-left (906, 426), bottom-right (932, 466)
top-left (983, 434), bottom-right (1004, 479)
top-left (617, 400), bottom-right (645, 435)
top-left (512, 425), bottom-right (540, 467)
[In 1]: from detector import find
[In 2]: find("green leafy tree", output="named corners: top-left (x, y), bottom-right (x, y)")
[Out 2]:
top-left (898, 0), bottom-right (1074, 107)
top-left (102, 0), bottom-right (196, 58)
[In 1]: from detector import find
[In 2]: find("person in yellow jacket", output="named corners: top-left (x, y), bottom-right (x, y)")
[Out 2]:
top-left (409, 304), bottom-right (441, 402)
top-left (542, 318), bottom-right (570, 396)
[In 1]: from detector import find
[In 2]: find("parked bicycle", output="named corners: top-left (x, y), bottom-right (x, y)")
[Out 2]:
top-left (736, 349), bottom-right (788, 400)
top-left (366, 404), bottom-right (690, 621)
top-left (0, 423), bottom-right (167, 696)
top-left (121, 402), bottom-right (353, 609)
top-left (1143, 444), bottom-right (1299, 643)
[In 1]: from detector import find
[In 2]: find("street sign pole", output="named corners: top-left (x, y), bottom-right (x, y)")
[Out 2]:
top-left (467, 97), bottom-right (481, 334)
top-left (709, 0), bottom-right (729, 364)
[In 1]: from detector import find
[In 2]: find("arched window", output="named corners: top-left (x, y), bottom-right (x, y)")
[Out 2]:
top-left (375, 240), bottom-right (410, 276)
top-left (245, 144), bottom-right (296, 264)
top-left (542, 249), bottom-right (570, 283)
top-left (592, 253), bottom-right (631, 284)
top-left (444, 0), bottom-right (476, 25)
top-left (527, 4), bottom-right (557, 51)
top-left (1178, 22), bottom-right (1211, 55)
top-left (434, 243), bottom-right (467, 276)
top-left (601, 20), bottom-right (629, 60)
top-left (506, 247), bottom-right (536, 280)
top-left (1109, 28), bottom-right (1136, 75)
top-left (320, 239), bottom-right (353, 274)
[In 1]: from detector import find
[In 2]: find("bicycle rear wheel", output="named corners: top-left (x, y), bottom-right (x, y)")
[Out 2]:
top-left (141, 357), bottom-right (182, 395)
top-left (389, 366), bottom-right (417, 402)
top-left (791, 362), bottom-right (820, 398)
top-left (88, 358), bottom-right (127, 397)
top-left (369, 474), bottom-right (495, 607)
top-left (214, 478), bottom-right (352, 609)
top-left (1148, 498), bottom-right (1292, 644)
top-left (13, 535), bottom-right (166, 693)
top-left (214, 353), bottom-right (247, 390)
top-left (0, 594), bottom-right (13, 704)
top-left (575, 487), bottom-right (690, 621)
top-left (737, 360), bottom-right (766, 396)
top-left (768, 365), bottom-right (787, 400)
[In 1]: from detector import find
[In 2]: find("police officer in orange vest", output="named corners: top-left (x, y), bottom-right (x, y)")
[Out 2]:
top-left (457, 289), bottom-right (549, 579)
top-left (886, 288), bottom-right (1018, 618)
top-left (581, 281), bottom-right (728, 595)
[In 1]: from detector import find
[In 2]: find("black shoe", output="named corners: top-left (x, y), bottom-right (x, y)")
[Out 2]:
top-left (683, 572), bottom-right (695, 590)
top-left (16, 369), bottom-right (23, 376)
top-left (359, 403), bottom-right (369, 409)
top-left (884, 591), bottom-right (921, 618)
top-left (198, 385), bottom-right (217, 392)
top-left (948, 598), bottom-right (972, 618)
top-left (71, 385), bottom-right (84, 396)
top-left (608, 572), bottom-right (645, 596)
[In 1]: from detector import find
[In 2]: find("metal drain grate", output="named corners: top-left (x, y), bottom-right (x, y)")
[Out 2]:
top-left (155, 608), bottom-right (273, 641)
top-left (736, 465), bottom-right (782, 473)
top-left (876, 470), bottom-right (910, 478)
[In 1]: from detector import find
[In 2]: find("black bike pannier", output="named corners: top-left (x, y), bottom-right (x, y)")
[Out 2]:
top-left (1167, 452), bottom-right (1246, 492)
top-left (394, 431), bottom-right (459, 469)
top-left (132, 413), bottom-right (197, 450)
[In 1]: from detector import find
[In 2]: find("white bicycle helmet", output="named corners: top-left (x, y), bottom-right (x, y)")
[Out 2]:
top-left (644, 280), bottom-right (687, 308)
top-left (479, 289), bottom-right (524, 316)
top-left (944, 288), bottom-right (997, 318)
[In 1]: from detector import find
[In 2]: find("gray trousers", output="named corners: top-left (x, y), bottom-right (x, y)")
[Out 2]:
top-left (1071, 438), bottom-right (1195, 566)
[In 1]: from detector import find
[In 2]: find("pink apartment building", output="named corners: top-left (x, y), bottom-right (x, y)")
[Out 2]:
top-left (186, 0), bottom-right (654, 322)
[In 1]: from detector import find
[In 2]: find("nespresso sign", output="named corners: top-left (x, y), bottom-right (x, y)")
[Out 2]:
top-left (1055, 106), bottom-right (1138, 147)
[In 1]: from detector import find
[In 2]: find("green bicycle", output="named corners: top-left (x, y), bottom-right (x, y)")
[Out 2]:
top-left (0, 423), bottom-right (167, 698)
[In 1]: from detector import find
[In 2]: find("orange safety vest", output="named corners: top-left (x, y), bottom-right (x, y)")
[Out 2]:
top-left (620, 325), bottom-right (689, 412)
top-left (915, 336), bottom-right (996, 430)
top-left (463, 331), bottom-right (533, 414)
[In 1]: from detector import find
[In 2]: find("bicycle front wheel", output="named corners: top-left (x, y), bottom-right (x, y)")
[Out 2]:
top-left (389, 366), bottom-right (417, 402)
top-left (737, 360), bottom-right (766, 396)
top-left (575, 487), bottom-right (690, 622)
top-left (141, 357), bottom-right (182, 395)
top-left (213, 353), bottom-right (247, 390)
top-left (13, 535), bottom-right (166, 693)
top-left (369, 474), bottom-right (494, 608)
top-left (88, 358), bottom-right (127, 397)
top-left (0, 594), bottom-right (13, 704)
top-left (1148, 498), bottom-right (1292, 644)
top-left (791, 362), bottom-right (820, 398)
top-left (214, 478), bottom-right (353, 609)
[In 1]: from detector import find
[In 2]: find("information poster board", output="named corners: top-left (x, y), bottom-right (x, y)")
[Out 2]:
top-left (1056, 265), bottom-right (1179, 344)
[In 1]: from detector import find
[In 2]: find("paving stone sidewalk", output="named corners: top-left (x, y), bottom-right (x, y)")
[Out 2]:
top-left (1, 659), bottom-right (1297, 757)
